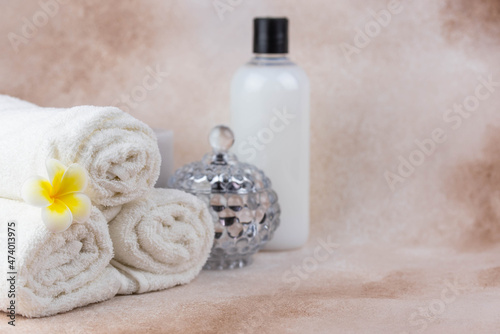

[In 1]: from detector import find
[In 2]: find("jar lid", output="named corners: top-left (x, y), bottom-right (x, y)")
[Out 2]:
top-left (169, 125), bottom-right (273, 194)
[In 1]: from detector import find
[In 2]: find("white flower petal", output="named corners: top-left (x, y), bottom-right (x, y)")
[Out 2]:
top-left (41, 199), bottom-right (73, 233)
top-left (21, 176), bottom-right (53, 207)
top-left (59, 192), bottom-right (91, 223)
top-left (58, 163), bottom-right (88, 196)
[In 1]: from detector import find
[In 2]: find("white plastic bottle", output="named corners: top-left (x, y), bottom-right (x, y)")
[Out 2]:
top-left (231, 17), bottom-right (310, 250)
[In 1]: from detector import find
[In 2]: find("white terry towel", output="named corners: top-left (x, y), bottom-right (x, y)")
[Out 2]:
top-left (109, 189), bottom-right (214, 294)
top-left (0, 94), bottom-right (161, 207)
top-left (0, 199), bottom-right (121, 318)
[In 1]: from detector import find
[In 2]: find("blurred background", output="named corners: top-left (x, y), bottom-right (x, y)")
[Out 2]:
top-left (1, 0), bottom-right (500, 249)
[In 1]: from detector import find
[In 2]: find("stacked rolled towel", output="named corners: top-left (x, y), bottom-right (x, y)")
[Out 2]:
top-left (0, 95), bottom-right (213, 317)
top-left (0, 94), bottom-right (161, 207)
top-left (0, 199), bottom-right (121, 317)
top-left (109, 188), bottom-right (214, 294)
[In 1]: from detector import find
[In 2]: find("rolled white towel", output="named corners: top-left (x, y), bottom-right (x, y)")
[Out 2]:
top-left (0, 199), bottom-right (121, 317)
top-left (0, 95), bottom-right (161, 207)
top-left (109, 188), bottom-right (214, 294)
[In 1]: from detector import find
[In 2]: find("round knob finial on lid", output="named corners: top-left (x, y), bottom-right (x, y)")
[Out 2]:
top-left (209, 125), bottom-right (234, 152)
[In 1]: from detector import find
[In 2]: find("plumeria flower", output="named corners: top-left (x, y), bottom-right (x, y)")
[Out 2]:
top-left (21, 159), bottom-right (91, 233)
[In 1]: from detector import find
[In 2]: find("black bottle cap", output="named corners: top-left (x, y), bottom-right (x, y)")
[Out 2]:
top-left (253, 17), bottom-right (288, 54)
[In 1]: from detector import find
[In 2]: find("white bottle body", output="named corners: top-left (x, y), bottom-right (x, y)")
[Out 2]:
top-left (230, 55), bottom-right (310, 250)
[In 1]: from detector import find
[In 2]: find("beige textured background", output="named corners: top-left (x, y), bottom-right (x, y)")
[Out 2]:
top-left (2, 1), bottom-right (500, 333)
top-left (2, 0), bottom-right (500, 249)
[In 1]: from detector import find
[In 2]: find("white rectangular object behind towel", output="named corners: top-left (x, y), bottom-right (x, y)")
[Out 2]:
top-left (153, 128), bottom-right (174, 188)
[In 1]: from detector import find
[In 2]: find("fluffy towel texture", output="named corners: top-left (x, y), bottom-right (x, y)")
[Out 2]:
top-left (108, 188), bottom-right (214, 294)
top-left (0, 94), bottom-right (161, 207)
top-left (0, 199), bottom-right (121, 317)
top-left (96, 205), bottom-right (123, 222)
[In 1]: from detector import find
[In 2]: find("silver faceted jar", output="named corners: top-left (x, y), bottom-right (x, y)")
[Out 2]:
top-left (168, 125), bottom-right (280, 269)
